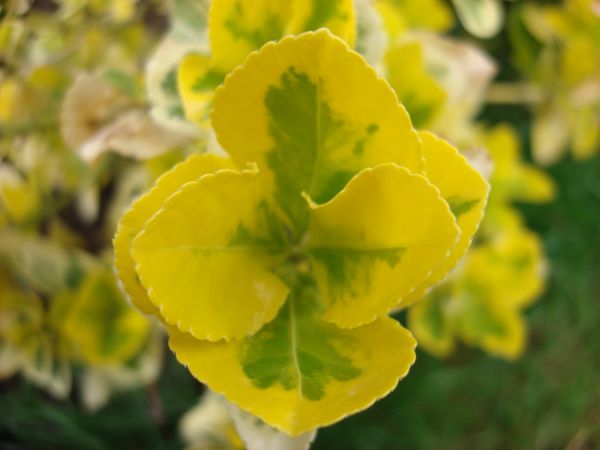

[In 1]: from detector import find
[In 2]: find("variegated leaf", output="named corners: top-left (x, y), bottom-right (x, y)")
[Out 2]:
top-left (307, 163), bottom-right (459, 327)
top-left (131, 169), bottom-right (290, 341)
top-left (209, 0), bottom-right (355, 73)
top-left (398, 131), bottom-right (490, 309)
top-left (213, 30), bottom-right (422, 235)
top-left (465, 229), bottom-right (546, 309)
top-left (56, 269), bottom-right (150, 365)
top-left (178, 53), bottom-right (225, 128)
top-left (168, 272), bottom-right (416, 436)
top-left (114, 153), bottom-right (236, 318)
top-left (407, 283), bottom-right (456, 358)
top-left (451, 275), bottom-right (526, 360)
top-left (385, 42), bottom-right (447, 128)
top-left (484, 124), bottom-right (555, 202)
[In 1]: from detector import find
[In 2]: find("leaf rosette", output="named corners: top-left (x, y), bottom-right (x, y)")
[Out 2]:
top-left (114, 30), bottom-right (489, 436)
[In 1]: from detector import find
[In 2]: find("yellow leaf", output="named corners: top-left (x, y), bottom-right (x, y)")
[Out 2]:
top-left (168, 276), bottom-right (416, 436)
top-left (0, 78), bottom-right (28, 123)
top-left (213, 30), bottom-right (422, 233)
top-left (114, 153), bottom-right (235, 318)
top-left (0, 164), bottom-right (39, 224)
top-left (307, 163), bottom-right (459, 328)
top-left (411, 236), bottom-right (532, 360)
top-left (57, 270), bottom-right (150, 366)
top-left (532, 106), bottom-right (570, 166)
top-left (572, 105), bottom-right (600, 160)
top-left (450, 283), bottom-right (526, 360)
top-left (287, 0), bottom-right (356, 46)
top-left (376, 0), bottom-right (454, 36)
top-left (485, 124), bottom-right (556, 202)
top-left (0, 229), bottom-right (94, 296)
top-left (0, 268), bottom-right (72, 397)
top-left (560, 36), bottom-right (598, 85)
top-left (399, 131), bottom-right (489, 308)
top-left (465, 229), bottom-right (546, 309)
top-left (407, 283), bottom-right (455, 358)
top-left (452, 0), bottom-right (503, 38)
top-left (209, 0), bottom-right (294, 73)
top-left (516, 166), bottom-right (556, 203)
top-left (113, 29), bottom-right (490, 431)
top-left (145, 35), bottom-right (206, 137)
top-left (416, 228), bottom-right (545, 360)
top-left (131, 168), bottom-right (290, 341)
top-left (209, 0), bottom-right (356, 73)
top-left (180, 1), bottom-right (356, 129)
top-left (385, 42), bottom-right (447, 128)
top-left (0, 269), bottom-right (44, 351)
top-left (178, 53), bottom-right (224, 128)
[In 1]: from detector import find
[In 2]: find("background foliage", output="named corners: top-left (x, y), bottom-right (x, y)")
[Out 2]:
top-left (3, 110), bottom-right (598, 450)
top-left (1, 0), bottom-right (599, 449)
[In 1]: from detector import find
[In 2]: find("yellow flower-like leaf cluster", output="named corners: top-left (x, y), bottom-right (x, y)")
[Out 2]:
top-left (115, 30), bottom-right (489, 435)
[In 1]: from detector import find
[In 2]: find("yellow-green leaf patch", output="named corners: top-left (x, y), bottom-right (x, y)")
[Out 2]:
top-left (179, 1), bottom-right (357, 130)
top-left (307, 163), bottom-right (460, 328)
top-left (58, 270), bottom-right (150, 365)
top-left (178, 54), bottom-right (225, 128)
top-left (168, 271), bottom-right (416, 436)
top-left (209, 0), bottom-right (356, 73)
top-left (288, 0), bottom-right (356, 45)
top-left (131, 168), bottom-right (290, 341)
top-left (451, 276), bottom-right (525, 359)
top-left (213, 30), bottom-right (422, 235)
top-left (385, 42), bottom-right (447, 128)
top-left (398, 131), bottom-right (490, 308)
top-left (209, 0), bottom-right (293, 73)
top-left (114, 154), bottom-right (236, 318)
top-left (407, 283), bottom-right (455, 358)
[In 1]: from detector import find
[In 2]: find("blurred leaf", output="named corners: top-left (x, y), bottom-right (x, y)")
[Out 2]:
top-left (0, 229), bottom-right (95, 296)
top-left (452, 0), bottom-right (503, 38)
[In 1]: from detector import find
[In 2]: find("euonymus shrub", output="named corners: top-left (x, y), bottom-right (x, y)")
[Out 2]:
top-left (114, 30), bottom-right (489, 436)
